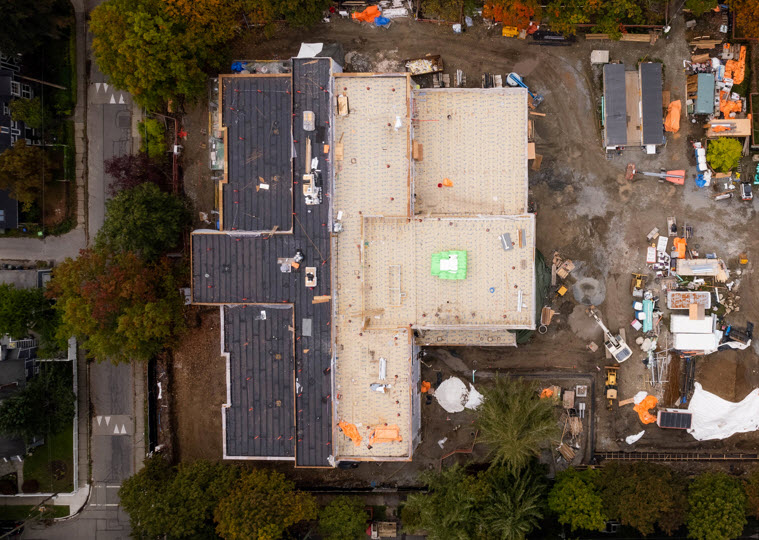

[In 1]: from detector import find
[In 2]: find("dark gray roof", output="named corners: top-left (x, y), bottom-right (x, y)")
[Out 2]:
top-left (0, 71), bottom-right (11, 98)
top-left (291, 57), bottom-right (333, 467)
top-left (224, 305), bottom-right (295, 458)
top-left (0, 189), bottom-right (18, 229)
top-left (603, 64), bottom-right (627, 147)
top-left (640, 63), bottom-right (663, 145)
top-left (195, 58), bottom-right (334, 467)
top-left (221, 75), bottom-right (292, 232)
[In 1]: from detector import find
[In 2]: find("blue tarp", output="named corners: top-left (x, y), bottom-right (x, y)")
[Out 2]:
top-left (695, 174), bottom-right (708, 188)
top-left (374, 16), bottom-right (390, 26)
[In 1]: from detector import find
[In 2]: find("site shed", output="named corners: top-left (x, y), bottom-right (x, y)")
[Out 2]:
top-left (667, 290), bottom-right (712, 310)
top-left (695, 73), bottom-right (715, 115)
top-left (673, 332), bottom-right (720, 351)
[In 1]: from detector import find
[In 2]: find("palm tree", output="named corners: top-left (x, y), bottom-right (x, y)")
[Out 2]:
top-left (476, 376), bottom-right (560, 472)
top-left (480, 467), bottom-right (544, 540)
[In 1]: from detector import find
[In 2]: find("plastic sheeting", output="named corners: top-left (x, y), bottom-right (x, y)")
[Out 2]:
top-left (435, 377), bottom-right (483, 413)
top-left (634, 395), bottom-right (658, 424)
top-left (687, 382), bottom-right (759, 440)
top-left (664, 100), bottom-right (681, 133)
top-left (626, 430), bottom-right (645, 444)
top-left (352, 5), bottom-right (381, 22)
top-left (338, 421), bottom-right (362, 447)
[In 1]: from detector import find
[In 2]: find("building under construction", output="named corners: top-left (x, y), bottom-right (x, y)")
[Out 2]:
top-left (190, 56), bottom-right (536, 467)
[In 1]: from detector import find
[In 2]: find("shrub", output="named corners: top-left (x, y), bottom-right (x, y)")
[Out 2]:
top-left (706, 138), bottom-right (742, 172)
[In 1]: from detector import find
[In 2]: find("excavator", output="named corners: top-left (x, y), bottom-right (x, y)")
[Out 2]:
top-left (587, 306), bottom-right (633, 363)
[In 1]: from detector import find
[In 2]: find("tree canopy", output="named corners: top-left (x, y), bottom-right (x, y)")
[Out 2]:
top-left (95, 183), bottom-right (188, 260)
top-left (0, 0), bottom-right (72, 55)
top-left (9, 98), bottom-right (46, 130)
top-left (0, 140), bottom-right (51, 211)
top-left (548, 468), bottom-right (606, 532)
top-left (104, 153), bottom-right (169, 196)
top-left (319, 496), bottom-right (369, 540)
top-left (707, 138), bottom-right (743, 172)
top-left (733, 0), bottom-right (759, 38)
top-left (0, 363), bottom-right (75, 443)
top-left (596, 462), bottom-right (687, 536)
top-left (476, 376), bottom-right (559, 473)
top-left (687, 472), bottom-right (746, 540)
top-left (685, 0), bottom-right (718, 16)
top-left (402, 465), bottom-right (544, 540)
top-left (47, 249), bottom-right (186, 363)
top-left (214, 468), bottom-right (317, 540)
top-left (0, 284), bottom-right (57, 341)
top-left (120, 456), bottom-right (239, 538)
top-left (90, 0), bottom-right (334, 110)
top-left (90, 0), bottom-right (226, 110)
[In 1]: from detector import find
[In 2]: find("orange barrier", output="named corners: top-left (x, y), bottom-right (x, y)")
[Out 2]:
top-left (338, 421), bottom-right (363, 447)
top-left (540, 388), bottom-right (554, 398)
top-left (352, 5), bottom-right (380, 22)
top-left (674, 237), bottom-right (687, 258)
top-left (421, 381), bottom-right (431, 393)
top-left (633, 395), bottom-right (658, 424)
top-left (370, 425), bottom-right (402, 444)
top-left (725, 46), bottom-right (746, 85)
top-left (664, 100), bottom-right (681, 133)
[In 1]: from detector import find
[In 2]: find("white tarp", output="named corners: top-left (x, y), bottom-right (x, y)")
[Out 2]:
top-left (435, 377), bottom-right (482, 413)
top-left (626, 430), bottom-right (645, 444)
top-left (687, 382), bottom-right (759, 440)
top-left (297, 43), bottom-right (324, 58)
top-left (670, 314), bottom-right (715, 334)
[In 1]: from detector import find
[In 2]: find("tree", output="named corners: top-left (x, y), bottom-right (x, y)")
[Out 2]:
top-left (47, 249), bottom-right (186, 363)
top-left (402, 465), bottom-right (544, 540)
top-left (138, 118), bottom-right (167, 160)
top-left (480, 466), bottom-right (544, 540)
top-left (214, 468), bottom-right (317, 540)
top-left (319, 496), bottom-right (369, 540)
top-left (0, 140), bottom-right (52, 211)
top-left (707, 138), bottom-right (743, 172)
top-left (104, 153), bottom-right (169, 196)
top-left (592, 0), bottom-right (645, 39)
top-left (120, 457), bottom-right (239, 538)
top-left (685, 0), bottom-right (718, 16)
top-left (9, 98), bottom-right (46, 130)
top-left (0, 284), bottom-right (61, 354)
top-left (0, 284), bottom-right (51, 339)
top-left (745, 468), bottom-right (759, 519)
top-left (733, 0), bottom-right (759, 37)
top-left (546, 0), bottom-right (597, 34)
top-left (483, 0), bottom-right (541, 29)
top-left (90, 0), bottom-right (226, 110)
top-left (95, 183), bottom-right (188, 260)
top-left (0, 0), bottom-right (72, 55)
top-left (0, 363), bottom-right (75, 443)
top-left (596, 462), bottom-right (687, 536)
top-left (548, 468), bottom-right (606, 532)
top-left (476, 376), bottom-right (559, 473)
top-left (687, 472), bottom-right (746, 540)
top-left (423, 0), bottom-right (477, 22)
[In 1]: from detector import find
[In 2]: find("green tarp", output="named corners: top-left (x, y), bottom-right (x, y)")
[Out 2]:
top-left (431, 251), bottom-right (467, 280)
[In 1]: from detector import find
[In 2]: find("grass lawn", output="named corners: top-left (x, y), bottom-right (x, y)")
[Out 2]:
top-left (0, 504), bottom-right (69, 520)
top-left (22, 426), bottom-right (74, 494)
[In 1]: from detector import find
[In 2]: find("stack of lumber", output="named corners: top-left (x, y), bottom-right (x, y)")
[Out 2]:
top-left (689, 37), bottom-right (722, 50)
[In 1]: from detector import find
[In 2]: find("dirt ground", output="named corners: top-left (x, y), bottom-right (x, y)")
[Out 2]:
top-left (169, 308), bottom-right (226, 462)
top-left (175, 15), bottom-right (759, 486)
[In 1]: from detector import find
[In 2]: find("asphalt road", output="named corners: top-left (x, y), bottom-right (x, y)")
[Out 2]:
top-left (21, 1), bottom-right (141, 537)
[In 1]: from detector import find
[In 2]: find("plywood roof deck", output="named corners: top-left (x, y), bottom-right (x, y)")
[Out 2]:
top-left (331, 76), bottom-right (535, 461)
top-left (332, 75), bottom-right (414, 460)
top-left (412, 88), bottom-right (529, 215)
top-left (361, 216), bottom-right (536, 329)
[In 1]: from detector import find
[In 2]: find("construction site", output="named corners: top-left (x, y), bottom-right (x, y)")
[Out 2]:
top-left (171, 12), bottom-right (759, 488)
